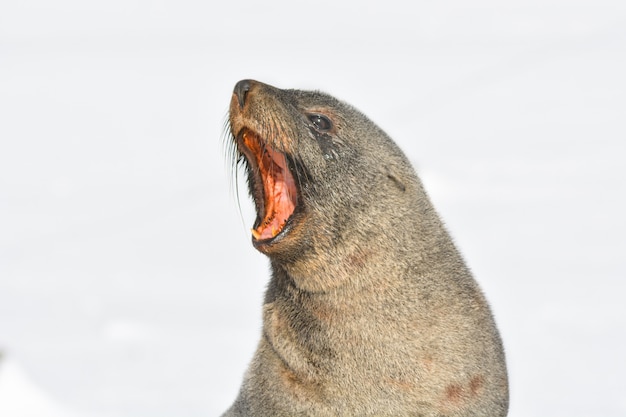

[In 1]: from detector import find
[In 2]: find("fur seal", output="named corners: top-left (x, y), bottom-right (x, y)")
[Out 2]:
top-left (222, 80), bottom-right (508, 416)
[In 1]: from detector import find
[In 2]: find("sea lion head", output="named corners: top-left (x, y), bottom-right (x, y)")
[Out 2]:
top-left (228, 80), bottom-right (423, 289)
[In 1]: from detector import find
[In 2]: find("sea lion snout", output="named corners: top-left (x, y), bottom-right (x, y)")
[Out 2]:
top-left (228, 80), bottom-right (305, 254)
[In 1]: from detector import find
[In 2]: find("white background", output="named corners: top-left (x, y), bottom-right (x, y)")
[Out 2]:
top-left (1, 1), bottom-right (625, 416)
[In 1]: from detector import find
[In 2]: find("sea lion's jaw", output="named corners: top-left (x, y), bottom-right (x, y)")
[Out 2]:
top-left (236, 128), bottom-right (298, 247)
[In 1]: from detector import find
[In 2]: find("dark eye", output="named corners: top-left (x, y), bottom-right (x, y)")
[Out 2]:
top-left (307, 114), bottom-right (332, 131)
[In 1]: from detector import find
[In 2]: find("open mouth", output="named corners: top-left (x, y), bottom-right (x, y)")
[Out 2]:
top-left (238, 129), bottom-right (298, 242)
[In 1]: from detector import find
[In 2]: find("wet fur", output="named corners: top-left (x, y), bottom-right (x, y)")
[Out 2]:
top-left (223, 81), bottom-right (508, 416)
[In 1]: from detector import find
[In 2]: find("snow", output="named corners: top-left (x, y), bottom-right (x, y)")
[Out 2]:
top-left (0, 353), bottom-right (102, 417)
top-left (1, 1), bottom-right (625, 416)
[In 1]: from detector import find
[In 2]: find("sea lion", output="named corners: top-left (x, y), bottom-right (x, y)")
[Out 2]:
top-left (221, 80), bottom-right (508, 416)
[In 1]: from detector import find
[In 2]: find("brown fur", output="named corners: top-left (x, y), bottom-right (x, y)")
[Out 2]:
top-left (222, 80), bottom-right (508, 416)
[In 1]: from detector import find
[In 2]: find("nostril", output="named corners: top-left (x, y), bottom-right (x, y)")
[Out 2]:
top-left (234, 79), bottom-right (252, 109)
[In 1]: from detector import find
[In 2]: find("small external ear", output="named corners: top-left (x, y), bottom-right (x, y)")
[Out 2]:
top-left (385, 166), bottom-right (407, 192)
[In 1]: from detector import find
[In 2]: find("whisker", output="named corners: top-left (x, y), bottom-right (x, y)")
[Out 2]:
top-left (221, 111), bottom-right (248, 231)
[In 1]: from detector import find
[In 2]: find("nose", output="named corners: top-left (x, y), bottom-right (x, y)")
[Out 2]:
top-left (234, 79), bottom-right (252, 109)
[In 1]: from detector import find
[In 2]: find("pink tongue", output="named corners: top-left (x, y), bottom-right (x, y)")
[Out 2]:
top-left (251, 149), bottom-right (297, 240)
